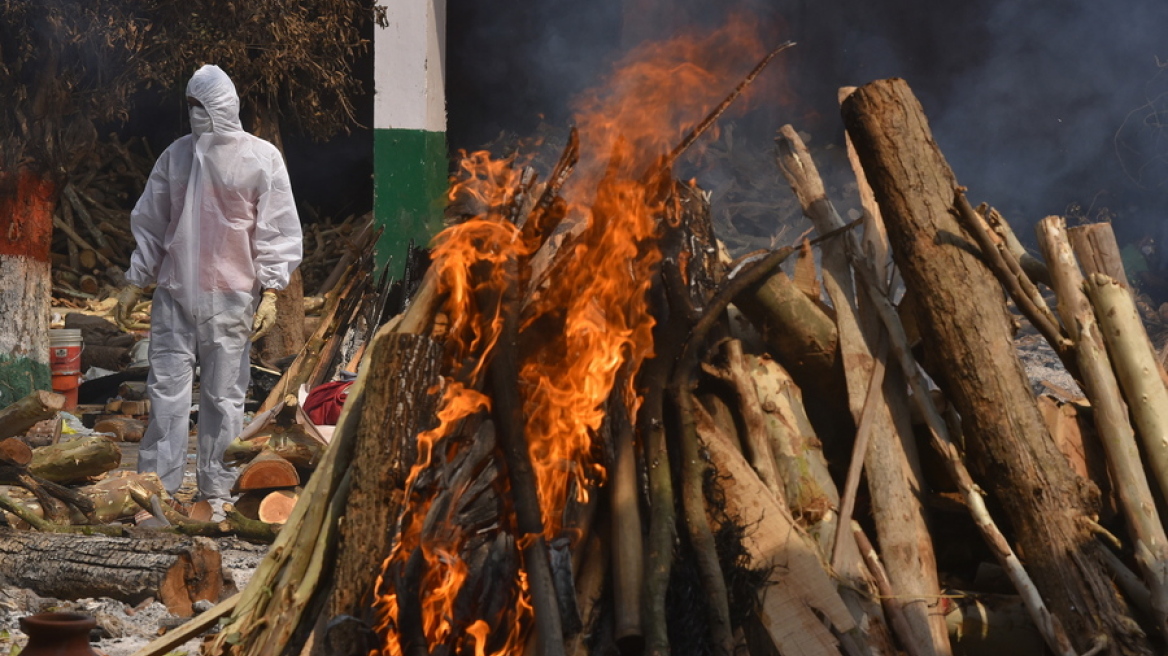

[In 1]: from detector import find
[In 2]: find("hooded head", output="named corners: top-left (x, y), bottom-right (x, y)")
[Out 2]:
top-left (185, 64), bottom-right (243, 136)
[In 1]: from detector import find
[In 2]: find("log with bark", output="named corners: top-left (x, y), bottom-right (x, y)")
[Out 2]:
top-left (0, 527), bottom-right (225, 616)
top-left (0, 391), bottom-right (65, 440)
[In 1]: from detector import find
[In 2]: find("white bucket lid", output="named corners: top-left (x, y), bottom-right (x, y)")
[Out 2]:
top-left (49, 329), bottom-right (83, 344)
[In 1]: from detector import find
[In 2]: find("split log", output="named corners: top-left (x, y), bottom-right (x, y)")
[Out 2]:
top-left (842, 77), bottom-right (1143, 655)
top-left (0, 391), bottom-right (65, 440)
top-left (225, 422), bottom-right (325, 469)
top-left (28, 435), bottom-right (122, 484)
top-left (726, 349), bottom-right (899, 654)
top-left (231, 451), bottom-right (300, 493)
top-left (696, 400), bottom-right (856, 656)
top-left (0, 527), bottom-right (224, 616)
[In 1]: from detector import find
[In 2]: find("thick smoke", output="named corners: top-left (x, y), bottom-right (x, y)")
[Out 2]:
top-left (446, 0), bottom-right (1168, 246)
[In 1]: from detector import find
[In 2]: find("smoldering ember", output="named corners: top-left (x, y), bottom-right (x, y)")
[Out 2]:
top-left (6, 5), bottom-right (1168, 656)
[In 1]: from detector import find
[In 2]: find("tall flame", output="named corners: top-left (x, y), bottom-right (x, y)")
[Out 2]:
top-left (372, 14), bottom-right (779, 656)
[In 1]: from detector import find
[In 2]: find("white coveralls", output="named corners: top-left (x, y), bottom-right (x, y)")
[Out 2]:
top-left (125, 65), bottom-right (302, 501)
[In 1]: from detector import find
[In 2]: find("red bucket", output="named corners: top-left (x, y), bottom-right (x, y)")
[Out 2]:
top-left (49, 329), bottom-right (82, 410)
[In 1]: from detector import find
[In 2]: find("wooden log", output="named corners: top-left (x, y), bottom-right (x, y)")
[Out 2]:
top-left (225, 423), bottom-right (326, 469)
top-left (696, 400), bottom-right (855, 656)
top-left (93, 416), bottom-right (146, 442)
top-left (0, 437), bottom-right (33, 466)
top-left (312, 330), bottom-right (443, 655)
top-left (0, 527), bottom-right (224, 617)
top-left (842, 77), bottom-right (1143, 655)
top-left (231, 451), bottom-right (300, 493)
top-left (1050, 260), bottom-right (1168, 641)
top-left (0, 391), bottom-right (65, 440)
top-left (28, 435), bottom-right (121, 484)
top-left (232, 490), bottom-right (265, 521)
top-left (1086, 273), bottom-right (1168, 510)
top-left (732, 267), bottom-right (855, 453)
top-left (723, 350), bottom-right (899, 654)
top-left (258, 489), bottom-right (299, 525)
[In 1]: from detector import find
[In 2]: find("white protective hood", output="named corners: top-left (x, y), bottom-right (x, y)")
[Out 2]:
top-left (126, 64), bottom-right (302, 318)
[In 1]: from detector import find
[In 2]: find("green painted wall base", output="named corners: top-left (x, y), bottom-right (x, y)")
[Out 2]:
top-left (0, 353), bottom-right (50, 408)
top-left (373, 127), bottom-right (447, 276)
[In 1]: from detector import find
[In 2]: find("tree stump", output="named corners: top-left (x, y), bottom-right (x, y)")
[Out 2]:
top-left (842, 77), bottom-right (1149, 655)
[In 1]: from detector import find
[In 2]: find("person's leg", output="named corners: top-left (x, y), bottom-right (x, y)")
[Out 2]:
top-left (194, 293), bottom-right (252, 502)
top-left (137, 288), bottom-right (197, 494)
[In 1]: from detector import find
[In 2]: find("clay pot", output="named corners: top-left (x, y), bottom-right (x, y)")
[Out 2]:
top-left (18, 612), bottom-right (100, 656)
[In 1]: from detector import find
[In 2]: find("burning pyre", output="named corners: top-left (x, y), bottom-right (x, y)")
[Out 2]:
top-left (370, 17), bottom-right (789, 656)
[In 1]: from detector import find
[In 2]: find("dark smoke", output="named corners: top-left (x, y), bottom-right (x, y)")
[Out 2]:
top-left (446, 0), bottom-right (1168, 248)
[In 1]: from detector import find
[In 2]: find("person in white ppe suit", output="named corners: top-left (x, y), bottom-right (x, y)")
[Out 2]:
top-left (116, 65), bottom-right (302, 512)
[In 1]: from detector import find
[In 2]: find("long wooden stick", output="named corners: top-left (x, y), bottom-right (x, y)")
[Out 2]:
top-left (480, 255), bottom-right (565, 656)
top-left (663, 41), bottom-right (795, 168)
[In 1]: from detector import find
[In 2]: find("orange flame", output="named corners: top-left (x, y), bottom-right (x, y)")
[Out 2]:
top-left (372, 14), bottom-right (783, 656)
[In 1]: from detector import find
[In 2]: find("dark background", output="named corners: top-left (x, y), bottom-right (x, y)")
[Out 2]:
top-left (440, 0), bottom-right (1168, 247)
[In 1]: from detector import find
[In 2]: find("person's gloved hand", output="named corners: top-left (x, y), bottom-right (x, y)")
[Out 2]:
top-left (114, 284), bottom-right (142, 329)
top-left (252, 290), bottom-right (279, 340)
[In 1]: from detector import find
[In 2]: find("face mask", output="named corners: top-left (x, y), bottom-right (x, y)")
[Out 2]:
top-left (190, 106), bottom-right (212, 137)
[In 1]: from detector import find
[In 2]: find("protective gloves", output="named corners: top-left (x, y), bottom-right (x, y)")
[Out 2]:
top-left (114, 284), bottom-right (143, 329)
top-left (252, 290), bottom-right (279, 340)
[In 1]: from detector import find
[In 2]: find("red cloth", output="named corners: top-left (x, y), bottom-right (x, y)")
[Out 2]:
top-left (303, 380), bottom-right (353, 426)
